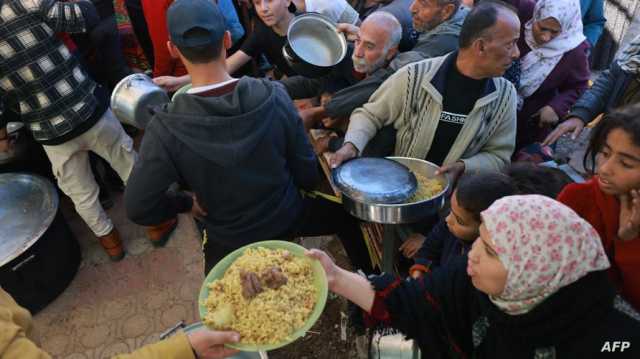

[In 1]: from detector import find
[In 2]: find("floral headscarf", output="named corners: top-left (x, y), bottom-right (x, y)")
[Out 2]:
top-left (481, 195), bottom-right (610, 315)
top-left (617, 34), bottom-right (640, 75)
top-left (518, 0), bottom-right (586, 107)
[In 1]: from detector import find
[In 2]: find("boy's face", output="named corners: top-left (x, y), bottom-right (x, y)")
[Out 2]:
top-left (252, 0), bottom-right (291, 27)
top-left (445, 190), bottom-right (481, 242)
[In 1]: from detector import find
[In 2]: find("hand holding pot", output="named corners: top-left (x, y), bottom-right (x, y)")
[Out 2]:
top-left (330, 142), bottom-right (358, 168)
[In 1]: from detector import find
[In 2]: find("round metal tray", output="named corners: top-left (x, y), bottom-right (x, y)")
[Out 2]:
top-left (0, 173), bottom-right (59, 266)
top-left (332, 157), bottom-right (417, 204)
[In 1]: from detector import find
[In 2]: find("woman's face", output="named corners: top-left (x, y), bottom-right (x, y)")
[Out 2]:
top-left (445, 191), bottom-right (481, 242)
top-left (597, 128), bottom-right (640, 196)
top-left (532, 17), bottom-right (561, 46)
top-left (467, 224), bottom-right (508, 296)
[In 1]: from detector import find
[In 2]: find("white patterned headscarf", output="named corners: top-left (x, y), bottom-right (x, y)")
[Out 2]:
top-left (617, 34), bottom-right (640, 75)
top-left (481, 195), bottom-right (610, 315)
top-left (518, 0), bottom-right (586, 107)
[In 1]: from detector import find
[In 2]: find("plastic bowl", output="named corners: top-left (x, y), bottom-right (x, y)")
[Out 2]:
top-left (198, 240), bottom-right (328, 352)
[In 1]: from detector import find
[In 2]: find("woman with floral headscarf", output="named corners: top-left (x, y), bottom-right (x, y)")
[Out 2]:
top-left (308, 195), bottom-right (640, 358)
top-left (513, 0), bottom-right (591, 151)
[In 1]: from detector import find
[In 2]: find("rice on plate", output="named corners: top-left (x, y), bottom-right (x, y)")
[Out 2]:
top-left (200, 241), bottom-right (327, 350)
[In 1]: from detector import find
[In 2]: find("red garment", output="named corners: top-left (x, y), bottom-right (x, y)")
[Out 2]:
top-left (558, 178), bottom-right (640, 310)
top-left (141, 0), bottom-right (187, 77)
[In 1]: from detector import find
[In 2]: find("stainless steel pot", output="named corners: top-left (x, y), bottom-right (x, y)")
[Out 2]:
top-left (283, 13), bottom-right (348, 78)
top-left (334, 157), bottom-right (449, 224)
top-left (110, 73), bottom-right (170, 129)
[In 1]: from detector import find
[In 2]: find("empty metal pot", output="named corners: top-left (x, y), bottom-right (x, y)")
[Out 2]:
top-left (283, 13), bottom-right (348, 78)
top-left (110, 73), bottom-right (170, 129)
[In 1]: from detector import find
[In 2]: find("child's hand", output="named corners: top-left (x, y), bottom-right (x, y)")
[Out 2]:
top-left (306, 249), bottom-right (340, 291)
top-left (619, 189), bottom-right (640, 240)
top-left (399, 233), bottom-right (425, 258)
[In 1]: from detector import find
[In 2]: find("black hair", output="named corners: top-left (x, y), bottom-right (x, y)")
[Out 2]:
top-left (584, 104), bottom-right (640, 174)
top-left (506, 162), bottom-right (573, 199)
top-left (455, 171), bottom-right (518, 221)
top-left (459, 0), bottom-right (517, 49)
top-left (176, 28), bottom-right (223, 64)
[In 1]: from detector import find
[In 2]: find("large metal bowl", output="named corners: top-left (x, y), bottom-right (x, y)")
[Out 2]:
top-left (337, 157), bottom-right (449, 224)
top-left (110, 73), bottom-right (170, 129)
top-left (283, 13), bottom-right (347, 78)
top-left (0, 173), bottom-right (59, 266)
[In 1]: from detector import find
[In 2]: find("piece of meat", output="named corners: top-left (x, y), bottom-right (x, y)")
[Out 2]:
top-left (261, 266), bottom-right (288, 289)
top-left (240, 270), bottom-right (263, 299)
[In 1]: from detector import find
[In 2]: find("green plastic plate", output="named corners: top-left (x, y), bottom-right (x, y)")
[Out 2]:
top-left (198, 240), bottom-right (328, 352)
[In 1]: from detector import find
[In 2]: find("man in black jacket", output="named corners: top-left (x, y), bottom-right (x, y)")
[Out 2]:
top-left (125, 0), bottom-right (373, 274)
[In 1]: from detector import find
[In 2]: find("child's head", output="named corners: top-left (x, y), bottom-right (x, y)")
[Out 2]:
top-left (506, 162), bottom-right (573, 198)
top-left (585, 104), bottom-right (640, 196)
top-left (447, 171), bottom-right (517, 241)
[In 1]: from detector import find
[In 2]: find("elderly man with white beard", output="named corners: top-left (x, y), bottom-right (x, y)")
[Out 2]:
top-left (280, 11), bottom-right (401, 128)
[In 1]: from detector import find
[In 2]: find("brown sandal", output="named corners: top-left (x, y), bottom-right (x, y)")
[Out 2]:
top-left (98, 228), bottom-right (125, 261)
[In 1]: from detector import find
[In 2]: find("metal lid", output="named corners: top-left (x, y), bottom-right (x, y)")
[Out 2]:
top-left (0, 173), bottom-right (59, 266)
top-left (332, 158), bottom-right (417, 204)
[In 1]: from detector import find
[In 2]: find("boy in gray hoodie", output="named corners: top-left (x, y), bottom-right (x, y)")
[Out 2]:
top-left (125, 0), bottom-right (373, 274)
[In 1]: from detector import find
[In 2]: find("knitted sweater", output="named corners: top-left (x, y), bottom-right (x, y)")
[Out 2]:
top-left (344, 53), bottom-right (517, 172)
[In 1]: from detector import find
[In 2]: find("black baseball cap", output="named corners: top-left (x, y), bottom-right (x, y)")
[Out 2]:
top-left (167, 0), bottom-right (226, 48)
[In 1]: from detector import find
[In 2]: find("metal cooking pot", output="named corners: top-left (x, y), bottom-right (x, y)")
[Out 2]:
top-left (110, 73), bottom-right (170, 129)
top-left (0, 122), bottom-right (28, 165)
top-left (333, 157), bottom-right (450, 224)
top-left (283, 13), bottom-right (347, 78)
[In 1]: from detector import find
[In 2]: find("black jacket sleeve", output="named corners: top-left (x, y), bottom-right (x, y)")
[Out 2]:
top-left (568, 62), bottom-right (623, 124)
top-left (369, 257), bottom-right (476, 357)
top-left (124, 126), bottom-right (193, 226)
top-left (324, 68), bottom-right (393, 119)
top-left (414, 220), bottom-right (449, 269)
top-left (277, 86), bottom-right (320, 191)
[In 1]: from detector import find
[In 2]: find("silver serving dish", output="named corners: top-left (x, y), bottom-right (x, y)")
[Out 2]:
top-left (333, 157), bottom-right (449, 224)
top-left (0, 173), bottom-right (59, 266)
top-left (332, 157), bottom-right (417, 204)
top-left (183, 322), bottom-right (268, 359)
top-left (111, 73), bottom-right (170, 129)
top-left (283, 13), bottom-right (348, 78)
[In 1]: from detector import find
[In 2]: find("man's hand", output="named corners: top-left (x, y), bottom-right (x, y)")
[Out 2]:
top-left (313, 134), bottom-right (336, 155)
top-left (336, 23), bottom-right (360, 42)
top-left (399, 233), bottom-right (425, 259)
top-left (187, 330), bottom-right (241, 359)
top-left (329, 142), bottom-right (358, 168)
top-left (299, 106), bottom-right (326, 131)
top-left (536, 105), bottom-right (560, 128)
top-left (435, 161), bottom-right (465, 183)
top-left (0, 127), bottom-right (12, 153)
top-left (541, 117), bottom-right (585, 146)
top-left (153, 75), bottom-right (190, 92)
top-left (619, 189), bottom-right (640, 241)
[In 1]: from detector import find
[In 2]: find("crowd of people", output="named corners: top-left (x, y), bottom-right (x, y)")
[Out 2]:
top-left (1, 0), bottom-right (640, 357)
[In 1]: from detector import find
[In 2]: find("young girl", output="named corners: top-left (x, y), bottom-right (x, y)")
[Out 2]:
top-left (408, 172), bottom-right (518, 278)
top-left (308, 195), bottom-right (640, 358)
top-left (558, 104), bottom-right (640, 311)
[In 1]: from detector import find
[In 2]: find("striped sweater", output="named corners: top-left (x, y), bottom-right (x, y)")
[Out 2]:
top-left (344, 53), bottom-right (517, 172)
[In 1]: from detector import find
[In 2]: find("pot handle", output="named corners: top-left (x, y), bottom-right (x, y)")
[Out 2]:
top-left (282, 43), bottom-right (297, 64)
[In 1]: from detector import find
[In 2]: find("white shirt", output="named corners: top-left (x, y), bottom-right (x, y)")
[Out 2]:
top-left (187, 78), bottom-right (240, 95)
